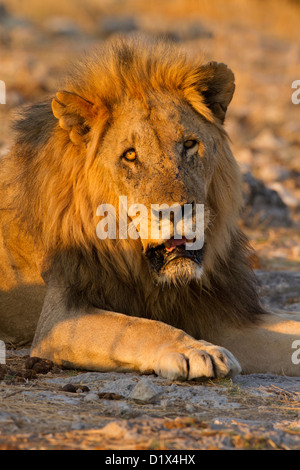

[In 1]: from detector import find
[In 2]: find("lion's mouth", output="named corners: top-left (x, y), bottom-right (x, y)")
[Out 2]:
top-left (145, 237), bottom-right (205, 274)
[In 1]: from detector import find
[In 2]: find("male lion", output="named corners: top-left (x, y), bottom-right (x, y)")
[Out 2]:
top-left (0, 36), bottom-right (299, 379)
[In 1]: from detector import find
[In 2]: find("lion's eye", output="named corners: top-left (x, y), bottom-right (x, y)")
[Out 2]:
top-left (184, 140), bottom-right (198, 150)
top-left (122, 149), bottom-right (137, 162)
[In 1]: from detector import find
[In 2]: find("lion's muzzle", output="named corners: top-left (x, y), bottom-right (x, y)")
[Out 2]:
top-left (145, 237), bottom-right (205, 276)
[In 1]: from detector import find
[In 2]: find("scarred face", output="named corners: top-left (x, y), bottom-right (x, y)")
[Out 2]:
top-left (96, 93), bottom-right (220, 284)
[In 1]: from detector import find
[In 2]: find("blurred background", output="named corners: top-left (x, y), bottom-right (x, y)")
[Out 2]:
top-left (0, 0), bottom-right (299, 271)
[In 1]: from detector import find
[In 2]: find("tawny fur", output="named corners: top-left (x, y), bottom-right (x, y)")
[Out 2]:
top-left (1, 36), bottom-right (299, 379)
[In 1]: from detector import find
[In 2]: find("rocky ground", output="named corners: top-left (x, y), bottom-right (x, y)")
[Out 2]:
top-left (0, 270), bottom-right (299, 450)
top-left (0, 0), bottom-right (299, 450)
top-left (1, 348), bottom-right (300, 450)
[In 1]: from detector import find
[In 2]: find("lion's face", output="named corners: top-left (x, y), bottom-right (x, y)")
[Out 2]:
top-left (95, 93), bottom-right (220, 285)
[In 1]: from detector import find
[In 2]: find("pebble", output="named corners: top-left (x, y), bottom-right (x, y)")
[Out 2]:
top-left (268, 182), bottom-right (299, 208)
top-left (110, 401), bottom-right (133, 418)
top-left (83, 392), bottom-right (99, 403)
top-left (62, 384), bottom-right (77, 393)
top-left (71, 421), bottom-right (87, 430)
top-left (129, 378), bottom-right (162, 403)
top-left (242, 171), bottom-right (293, 228)
top-left (185, 403), bottom-right (195, 413)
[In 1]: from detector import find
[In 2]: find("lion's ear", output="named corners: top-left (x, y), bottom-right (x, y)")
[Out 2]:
top-left (198, 62), bottom-right (235, 123)
top-left (51, 91), bottom-right (97, 145)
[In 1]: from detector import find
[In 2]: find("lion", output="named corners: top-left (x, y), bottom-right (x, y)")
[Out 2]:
top-left (0, 35), bottom-right (299, 380)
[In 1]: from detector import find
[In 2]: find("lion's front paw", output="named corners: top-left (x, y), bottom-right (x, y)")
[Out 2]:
top-left (154, 343), bottom-right (241, 381)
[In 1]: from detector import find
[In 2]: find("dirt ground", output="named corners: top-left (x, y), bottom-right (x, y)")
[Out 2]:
top-left (0, 0), bottom-right (300, 450)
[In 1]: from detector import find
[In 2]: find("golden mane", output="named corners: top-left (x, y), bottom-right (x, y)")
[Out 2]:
top-left (67, 35), bottom-right (214, 122)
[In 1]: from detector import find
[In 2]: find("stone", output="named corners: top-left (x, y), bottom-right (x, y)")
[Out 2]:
top-left (110, 401), bottom-right (133, 418)
top-left (255, 270), bottom-right (300, 311)
top-left (71, 421), bottom-right (88, 430)
top-left (83, 392), bottom-right (99, 403)
top-left (6, 348), bottom-right (30, 358)
top-left (129, 377), bottom-right (162, 403)
top-left (99, 376), bottom-right (137, 397)
top-left (268, 182), bottom-right (299, 209)
top-left (185, 403), bottom-right (195, 413)
top-left (241, 171), bottom-right (293, 228)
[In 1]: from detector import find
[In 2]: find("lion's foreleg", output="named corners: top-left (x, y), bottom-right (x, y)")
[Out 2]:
top-left (31, 286), bottom-right (241, 380)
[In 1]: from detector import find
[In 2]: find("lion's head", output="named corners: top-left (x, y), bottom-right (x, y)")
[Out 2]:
top-left (7, 35), bottom-right (264, 334)
top-left (51, 36), bottom-right (240, 285)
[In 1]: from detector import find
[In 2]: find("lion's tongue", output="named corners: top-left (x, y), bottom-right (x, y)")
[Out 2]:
top-left (165, 237), bottom-right (187, 252)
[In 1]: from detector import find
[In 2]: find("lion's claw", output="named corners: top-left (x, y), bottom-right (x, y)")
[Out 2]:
top-left (154, 343), bottom-right (241, 380)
